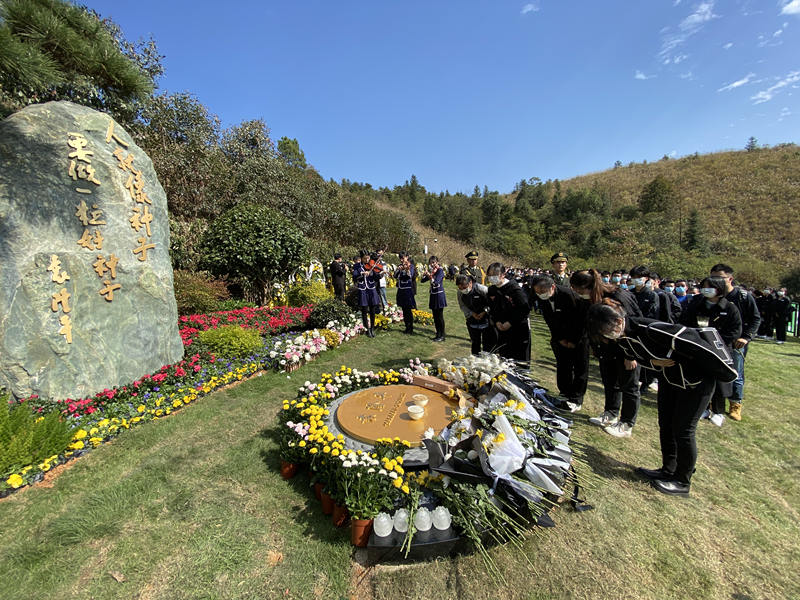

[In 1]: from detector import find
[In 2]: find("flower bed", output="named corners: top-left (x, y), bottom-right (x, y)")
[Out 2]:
top-left (1, 310), bottom-right (363, 497)
top-left (179, 305), bottom-right (313, 347)
top-left (278, 354), bottom-right (588, 570)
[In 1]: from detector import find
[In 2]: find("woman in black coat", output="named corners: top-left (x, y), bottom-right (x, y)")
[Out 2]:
top-left (394, 252), bottom-right (417, 334)
top-left (587, 300), bottom-right (737, 497)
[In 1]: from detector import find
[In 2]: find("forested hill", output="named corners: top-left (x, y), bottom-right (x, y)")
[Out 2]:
top-left (385, 144), bottom-right (800, 286)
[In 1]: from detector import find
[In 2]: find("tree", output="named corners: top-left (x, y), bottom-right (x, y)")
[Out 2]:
top-left (745, 136), bottom-right (759, 152)
top-left (683, 208), bottom-right (708, 255)
top-left (780, 267), bottom-right (800, 296)
top-left (200, 204), bottom-right (308, 305)
top-left (277, 136), bottom-right (307, 169)
top-left (614, 160), bottom-right (622, 168)
top-left (0, 0), bottom-right (160, 122)
top-left (638, 175), bottom-right (677, 214)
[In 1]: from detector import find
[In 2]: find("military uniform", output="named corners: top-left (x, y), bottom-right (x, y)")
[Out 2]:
top-left (421, 266), bottom-right (447, 340)
top-left (394, 264), bottom-right (417, 333)
top-left (550, 252), bottom-right (569, 287)
top-left (460, 251), bottom-right (486, 285)
top-left (353, 261), bottom-right (380, 336)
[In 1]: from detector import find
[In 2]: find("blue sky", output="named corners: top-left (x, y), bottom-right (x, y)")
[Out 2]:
top-left (87, 1), bottom-right (799, 194)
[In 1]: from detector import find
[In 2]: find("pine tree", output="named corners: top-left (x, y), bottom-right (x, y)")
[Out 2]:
top-left (745, 136), bottom-right (759, 152)
top-left (683, 208), bottom-right (708, 255)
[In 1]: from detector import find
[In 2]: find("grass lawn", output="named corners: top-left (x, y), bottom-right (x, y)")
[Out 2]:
top-left (1, 282), bottom-right (798, 600)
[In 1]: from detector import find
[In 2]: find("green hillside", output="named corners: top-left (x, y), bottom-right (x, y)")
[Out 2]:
top-left (394, 144), bottom-right (800, 286)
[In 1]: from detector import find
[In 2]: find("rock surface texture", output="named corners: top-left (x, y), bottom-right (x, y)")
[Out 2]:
top-left (0, 101), bottom-right (183, 400)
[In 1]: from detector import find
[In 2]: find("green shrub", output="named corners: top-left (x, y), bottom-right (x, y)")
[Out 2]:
top-left (215, 299), bottom-right (256, 312)
top-left (0, 398), bottom-right (75, 476)
top-left (173, 270), bottom-right (230, 315)
top-left (196, 325), bottom-right (263, 358)
top-left (286, 281), bottom-right (332, 307)
top-left (308, 298), bottom-right (354, 329)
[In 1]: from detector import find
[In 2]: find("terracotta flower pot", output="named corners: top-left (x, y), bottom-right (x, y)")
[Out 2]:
top-left (350, 518), bottom-right (373, 547)
top-left (332, 503), bottom-right (349, 527)
top-left (280, 460), bottom-right (298, 480)
top-left (313, 482), bottom-right (324, 501)
top-left (320, 490), bottom-right (335, 515)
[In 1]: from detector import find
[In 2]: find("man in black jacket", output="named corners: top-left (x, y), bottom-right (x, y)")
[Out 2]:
top-left (772, 288), bottom-right (795, 344)
top-left (709, 264), bottom-right (761, 421)
top-left (533, 275), bottom-right (588, 411)
top-left (329, 253), bottom-right (347, 301)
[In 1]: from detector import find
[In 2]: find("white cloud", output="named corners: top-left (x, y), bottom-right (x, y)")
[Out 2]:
top-left (717, 72), bottom-right (756, 92)
top-left (680, 71), bottom-right (694, 79)
top-left (781, 1), bottom-right (800, 16)
top-left (669, 150), bottom-right (678, 157)
top-left (680, 1), bottom-right (717, 30)
top-left (723, 42), bottom-right (733, 49)
top-left (635, 70), bottom-right (655, 80)
top-left (659, 1), bottom-right (719, 63)
top-left (779, 107), bottom-right (791, 120)
top-left (521, 3), bottom-right (539, 14)
top-left (751, 70), bottom-right (800, 104)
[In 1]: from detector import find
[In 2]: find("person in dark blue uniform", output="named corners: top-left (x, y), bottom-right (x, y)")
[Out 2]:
top-left (394, 251), bottom-right (417, 334)
top-left (421, 255), bottom-right (447, 341)
top-left (352, 249), bottom-right (381, 338)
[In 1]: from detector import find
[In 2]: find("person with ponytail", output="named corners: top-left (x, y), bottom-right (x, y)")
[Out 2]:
top-left (571, 269), bottom-right (642, 438)
top-left (586, 299), bottom-right (736, 497)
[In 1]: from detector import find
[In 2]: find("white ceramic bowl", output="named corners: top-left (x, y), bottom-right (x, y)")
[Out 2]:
top-left (412, 393), bottom-right (429, 407)
top-left (408, 405), bottom-right (425, 420)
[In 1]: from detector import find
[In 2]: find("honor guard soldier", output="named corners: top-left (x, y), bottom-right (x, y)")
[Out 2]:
top-left (460, 251), bottom-right (486, 285)
top-left (421, 255), bottom-right (447, 341)
top-left (550, 252), bottom-right (569, 286)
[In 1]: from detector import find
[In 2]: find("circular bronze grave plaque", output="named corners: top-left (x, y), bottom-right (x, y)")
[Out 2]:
top-left (335, 385), bottom-right (458, 447)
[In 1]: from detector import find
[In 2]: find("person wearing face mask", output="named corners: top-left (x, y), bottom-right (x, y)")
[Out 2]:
top-left (533, 274), bottom-right (588, 411)
top-left (654, 275), bottom-right (682, 324)
top-left (772, 288), bottom-right (795, 344)
top-left (680, 277), bottom-right (742, 426)
top-left (708, 264), bottom-right (761, 421)
top-left (486, 262), bottom-right (531, 366)
top-left (456, 274), bottom-right (495, 354)
top-left (628, 266), bottom-right (660, 319)
top-left (421, 255), bottom-right (447, 342)
top-left (570, 269), bottom-right (642, 437)
top-left (673, 279), bottom-right (690, 306)
top-left (586, 300), bottom-right (737, 497)
top-left (755, 288), bottom-right (775, 339)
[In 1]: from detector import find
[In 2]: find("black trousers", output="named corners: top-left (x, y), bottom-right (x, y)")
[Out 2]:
top-left (550, 338), bottom-right (589, 403)
top-left (657, 378), bottom-right (716, 484)
top-left (360, 305), bottom-right (376, 329)
top-left (467, 324), bottom-right (497, 354)
top-left (402, 306), bottom-right (414, 332)
top-left (495, 321), bottom-right (531, 366)
top-left (333, 282), bottom-right (346, 301)
top-left (598, 356), bottom-right (641, 426)
top-left (432, 308), bottom-right (445, 338)
top-left (775, 318), bottom-right (788, 342)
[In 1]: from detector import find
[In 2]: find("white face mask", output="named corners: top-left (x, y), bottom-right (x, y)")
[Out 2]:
top-left (777, 291), bottom-right (785, 297)
top-left (603, 321), bottom-right (624, 339)
top-left (762, 290), bottom-right (770, 295)
top-left (701, 288), bottom-right (717, 298)
top-left (487, 275), bottom-right (500, 285)
top-left (578, 293), bottom-right (590, 300)
top-left (664, 286), bottom-right (674, 293)
top-left (537, 290), bottom-right (553, 300)
top-left (631, 277), bottom-right (645, 287)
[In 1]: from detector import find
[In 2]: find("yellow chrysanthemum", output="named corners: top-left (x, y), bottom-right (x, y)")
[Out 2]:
top-left (6, 474), bottom-right (23, 488)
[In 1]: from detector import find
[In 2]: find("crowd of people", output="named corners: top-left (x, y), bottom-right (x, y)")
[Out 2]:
top-left (330, 248), bottom-right (796, 498)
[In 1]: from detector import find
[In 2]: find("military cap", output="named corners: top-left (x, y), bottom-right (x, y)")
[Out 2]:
top-left (465, 251), bottom-right (479, 259)
top-left (550, 252), bottom-right (568, 263)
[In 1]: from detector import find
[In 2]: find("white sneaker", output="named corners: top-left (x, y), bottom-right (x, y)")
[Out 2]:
top-left (700, 409), bottom-right (711, 420)
top-left (604, 422), bottom-right (633, 438)
top-left (648, 381), bottom-right (659, 392)
top-left (777, 341), bottom-right (785, 345)
top-left (709, 413), bottom-right (725, 427)
top-left (566, 401), bottom-right (582, 413)
top-left (589, 411), bottom-right (618, 427)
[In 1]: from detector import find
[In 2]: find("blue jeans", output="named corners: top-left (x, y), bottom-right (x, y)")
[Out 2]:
top-left (731, 344), bottom-right (748, 402)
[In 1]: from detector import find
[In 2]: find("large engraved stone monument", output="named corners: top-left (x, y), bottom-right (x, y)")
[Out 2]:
top-left (0, 101), bottom-right (184, 400)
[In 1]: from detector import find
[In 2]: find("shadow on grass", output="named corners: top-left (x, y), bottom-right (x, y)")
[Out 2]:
top-left (571, 439), bottom-right (642, 484)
